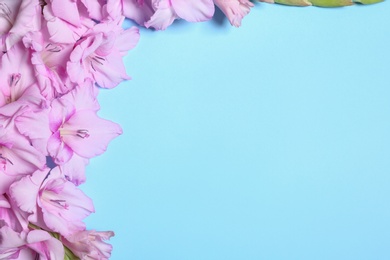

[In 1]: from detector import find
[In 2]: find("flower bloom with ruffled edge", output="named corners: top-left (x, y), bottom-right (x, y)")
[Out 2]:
top-left (9, 167), bottom-right (95, 237)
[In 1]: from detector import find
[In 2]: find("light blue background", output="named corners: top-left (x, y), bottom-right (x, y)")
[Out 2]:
top-left (84, 2), bottom-right (390, 259)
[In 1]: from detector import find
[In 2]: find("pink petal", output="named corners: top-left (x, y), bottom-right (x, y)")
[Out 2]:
top-left (62, 110), bottom-right (122, 159)
top-left (214, 0), bottom-right (254, 27)
top-left (0, 126), bottom-right (46, 176)
top-left (61, 83), bottom-right (100, 112)
top-left (26, 230), bottom-right (51, 244)
top-left (172, 0), bottom-right (215, 22)
top-left (15, 109), bottom-right (51, 155)
top-left (5, 0), bottom-right (41, 51)
top-left (39, 168), bottom-right (95, 236)
top-left (0, 41), bottom-right (36, 101)
top-left (0, 174), bottom-right (20, 195)
top-left (9, 168), bottom-right (49, 214)
top-left (50, 0), bottom-right (81, 26)
top-left (49, 97), bottom-right (75, 132)
top-left (64, 230), bottom-right (114, 259)
top-left (59, 154), bottom-right (89, 186)
top-left (0, 225), bottom-right (26, 249)
top-left (80, 0), bottom-right (105, 21)
top-left (47, 131), bottom-right (74, 165)
top-left (120, 0), bottom-right (154, 25)
top-left (26, 230), bottom-right (65, 260)
top-left (23, 31), bottom-right (75, 99)
top-left (145, 7), bottom-right (178, 30)
top-left (0, 1), bottom-right (22, 35)
top-left (92, 50), bottom-right (131, 89)
top-left (115, 26), bottom-right (140, 55)
top-left (43, 4), bottom-right (95, 44)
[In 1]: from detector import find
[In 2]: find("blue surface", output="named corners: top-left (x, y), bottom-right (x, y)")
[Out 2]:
top-left (84, 2), bottom-right (390, 259)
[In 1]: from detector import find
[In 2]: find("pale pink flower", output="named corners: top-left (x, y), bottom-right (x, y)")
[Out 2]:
top-left (13, 106), bottom-right (51, 157)
top-left (0, 194), bottom-right (28, 233)
top-left (79, 0), bottom-right (107, 21)
top-left (0, 173), bottom-right (19, 194)
top-left (59, 154), bottom-right (89, 186)
top-left (0, 225), bottom-right (65, 260)
top-left (145, 0), bottom-right (215, 30)
top-left (0, 82), bottom-right (52, 182)
top-left (0, 0), bottom-right (41, 52)
top-left (24, 229), bottom-right (64, 260)
top-left (47, 83), bottom-right (122, 164)
top-left (0, 85), bottom-right (47, 191)
top-left (9, 167), bottom-right (95, 237)
top-left (63, 230), bottom-right (114, 259)
top-left (23, 31), bottom-right (76, 99)
top-left (0, 0), bottom-right (21, 35)
top-left (0, 125), bottom-right (46, 177)
top-left (67, 19), bottom-right (140, 88)
top-left (49, 0), bottom-right (106, 22)
top-left (42, 1), bottom-right (95, 44)
top-left (108, 0), bottom-right (154, 25)
top-left (214, 0), bottom-right (254, 27)
top-left (0, 41), bottom-right (36, 106)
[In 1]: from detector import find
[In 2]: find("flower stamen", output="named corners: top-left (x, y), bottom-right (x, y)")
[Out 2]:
top-left (45, 43), bottom-right (62, 53)
top-left (59, 128), bottom-right (90, 139)
top-left (0, 153), bottom-right (14, 171)
top-left (9, 73), bottom-right (21, 88)
top-left (92, 56), bottom-right (105, 65)
top-left (50, 199), bottom-right (69, 209)
top-left (76, 129), bottom-right (90, 138)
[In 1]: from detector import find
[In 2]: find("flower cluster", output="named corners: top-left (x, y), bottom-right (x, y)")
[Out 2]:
top-left (0, 0), bottom-right (255, 258)
top-left (118, 0), bottom-right (255, 29)
top-left (4, 0), bottom-right (381, 258)
top-left (0, 0), bottom-right (139, 259)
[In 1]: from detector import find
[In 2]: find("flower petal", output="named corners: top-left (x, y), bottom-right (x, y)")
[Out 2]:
top-left (62, 110), bottom-right (122, 159)
top-left (172, 0), bottom-right (214, 22)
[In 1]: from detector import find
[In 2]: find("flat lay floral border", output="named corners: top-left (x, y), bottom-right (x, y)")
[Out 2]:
top-left (0, 0), bottom-right (384, 259)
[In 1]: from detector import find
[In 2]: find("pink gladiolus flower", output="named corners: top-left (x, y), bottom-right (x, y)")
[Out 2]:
top-left (63, 230), bottom-right (114, 259)
top-left (49, 0), bottom-right (106, 22)
top-left (42, 1), bottom-right (95, 44)
top-left (0, 125), bottom-right (46, 177)
top-left (214, 0), bottom-right (254, 27)
top-left (47, 83), bottom-right (122, 164)
top-left (145, 0), bottom-right (215, 30)
top-left (0, 226), bottom-right (65, 260)
top-left (0, 0), bottom-right (41, 53)
top-left (110, 0), bottom-right (154, 26)
top-left (23, 31), bottom-right (76, 99)
top-left (0, 194), bottom-right (28, 233)
top-left (78, 0), bottom-right (107, 21)
top-left (0, 1), bottom-right (21, 35)
top-left (67, 19), bottom-right (140, 88)
top-left (9, 167), bottom-right (95, 237)
top-left (0, 41), bottom-right (36, 106)
top-left (59, 154), bottom-right (89, 186)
